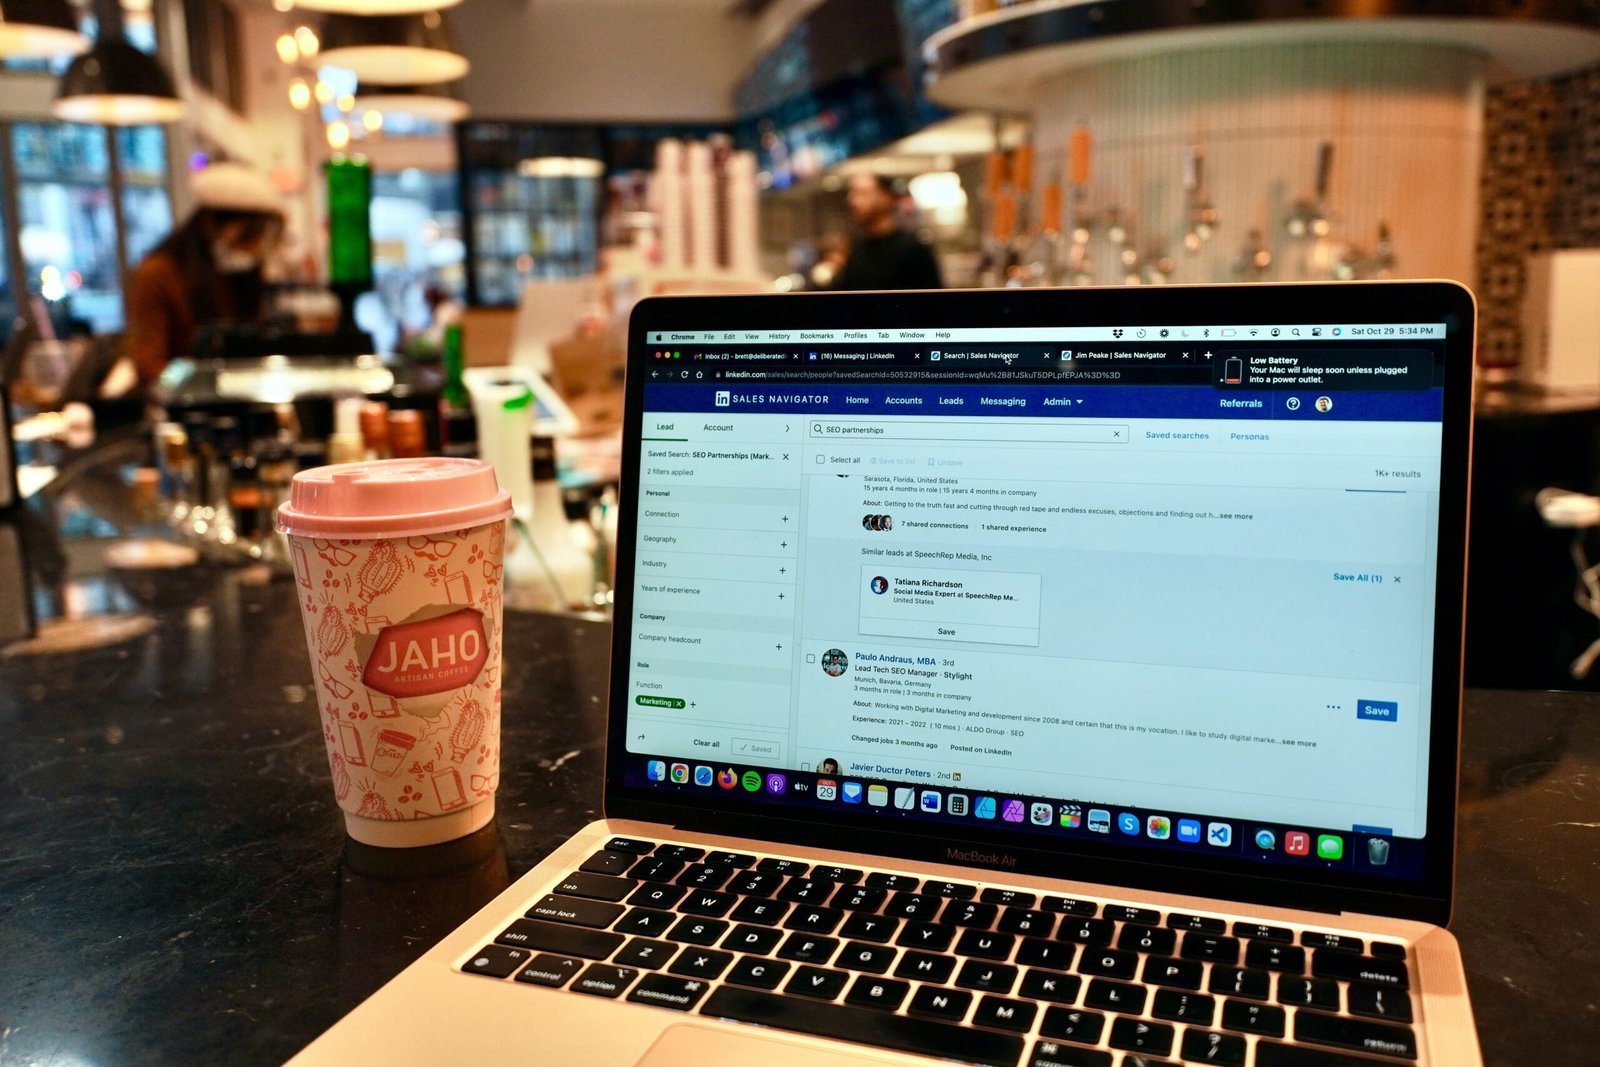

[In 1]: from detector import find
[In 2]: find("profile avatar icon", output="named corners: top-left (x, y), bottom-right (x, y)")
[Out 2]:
top-left (817, 757), bottom-right (840, 774)
top-left (870, 576), bottom-right (889, 595)
top-left (821, 648), bottom-right (849, 678)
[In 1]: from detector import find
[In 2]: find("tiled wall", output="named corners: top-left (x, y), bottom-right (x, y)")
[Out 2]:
top-left (1477, 62), bottom-right (1600, 368)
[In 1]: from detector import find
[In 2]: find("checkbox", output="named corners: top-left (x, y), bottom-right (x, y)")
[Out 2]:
top-left (816, 454), bottom-right (826, 464)
top-left (806, 654), bottom-right (816, 664)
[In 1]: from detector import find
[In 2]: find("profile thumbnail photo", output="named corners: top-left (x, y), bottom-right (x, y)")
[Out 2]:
top-left (821, 648), bottom-right (849, 677)
top-left (861, 514), bottom-right (894, 531)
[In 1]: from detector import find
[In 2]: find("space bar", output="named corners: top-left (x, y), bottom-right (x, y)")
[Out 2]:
top-left (701, 987), bottom-right (1023, 1066)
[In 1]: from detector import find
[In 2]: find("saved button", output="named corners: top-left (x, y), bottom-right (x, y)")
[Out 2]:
top-left (1357, 700), bottom-right (1398, 722)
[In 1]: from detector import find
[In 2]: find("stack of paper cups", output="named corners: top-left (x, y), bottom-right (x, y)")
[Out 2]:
top-left (654, 139), bottom-right (685, 270)
top-left (686, 140), bottom-right (716, 273)
top-left (727, 150), bottom-right (761, 277)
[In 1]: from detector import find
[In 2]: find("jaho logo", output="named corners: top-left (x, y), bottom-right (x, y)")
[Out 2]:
top-left (361, 607), bottom-right (488, 699)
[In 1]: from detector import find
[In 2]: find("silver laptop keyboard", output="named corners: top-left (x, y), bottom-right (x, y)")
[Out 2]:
top-left (459, 837), bottom-right (1419, 1066)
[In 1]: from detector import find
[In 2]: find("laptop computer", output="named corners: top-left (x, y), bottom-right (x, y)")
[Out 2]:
top-left (294, 281), bottom-right (1480, 1066)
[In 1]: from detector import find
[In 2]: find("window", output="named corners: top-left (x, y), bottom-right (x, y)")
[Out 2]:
top-left (12, 123), bottom-right (122, 335)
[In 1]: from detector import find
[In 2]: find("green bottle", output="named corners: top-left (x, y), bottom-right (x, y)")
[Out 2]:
top-left (326, 156), bottom-right (373, 291)
top-left (439, 324), bottom-right (478, 458)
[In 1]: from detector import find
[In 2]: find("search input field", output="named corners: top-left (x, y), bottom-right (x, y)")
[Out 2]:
top-left (809, 420), bottom-right (1128, 444)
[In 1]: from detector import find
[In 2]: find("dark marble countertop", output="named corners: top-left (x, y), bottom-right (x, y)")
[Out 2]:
top-left (1, 570), bottom-right (1597, 1065)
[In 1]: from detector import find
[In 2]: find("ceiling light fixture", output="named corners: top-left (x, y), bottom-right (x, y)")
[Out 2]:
top-left (517, 157), bottom-right (605, 180)
top-left (317, 11), bottom-right (467, 86)
top-left (0, 0), bottom-right (87, 59)
top-left (351, 80), bottom-right (469, 123)
top-left (52, 0), bottom-right (183, 124)
top-left (294, 0), bottom-right (461, 13)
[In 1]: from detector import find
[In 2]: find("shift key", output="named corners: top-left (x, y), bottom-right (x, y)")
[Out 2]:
top-left (527, 893), bottom-right (626, 929)
top-left (497, 918), bottom-right (625, 960)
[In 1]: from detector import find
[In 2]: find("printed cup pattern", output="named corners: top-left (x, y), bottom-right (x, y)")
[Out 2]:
top-left (290, 523), bottom-right (504, 829)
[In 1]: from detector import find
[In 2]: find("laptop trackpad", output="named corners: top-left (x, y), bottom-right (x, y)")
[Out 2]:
top-left (636, 1024), bottom-right (892, 1065)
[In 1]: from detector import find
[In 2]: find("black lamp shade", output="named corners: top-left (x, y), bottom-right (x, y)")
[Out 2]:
top-left (53, 39), bottom-right (184, 125)
top-left (319, 11), bottom-right (468, 86)
top-left (0, 0), bottom-right (87, 58)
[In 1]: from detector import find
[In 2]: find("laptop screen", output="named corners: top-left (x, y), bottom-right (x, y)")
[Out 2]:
top-left (613, 288), bottom-right (1469, 903)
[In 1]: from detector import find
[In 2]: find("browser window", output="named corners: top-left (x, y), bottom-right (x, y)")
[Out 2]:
top-left (624, 322), bottom-right (1448, 879)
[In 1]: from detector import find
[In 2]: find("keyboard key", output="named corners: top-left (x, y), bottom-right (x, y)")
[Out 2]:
top-left (1208, 966), bottom-right (1270, 1000)
top-left (1348, 982), bottom-right (1414, 1023)
top-left (1311, 950), bottom-right (1410, 988)
top-left (945, 900), bottom-right (999, 928)
top-left (895, 950), bottom-right (956, 983)
top-left (887, 893), bottom-right (942, 920)
top-left (1234, 921), bottom-right (1294, 943)
top-left (810, 865), bottom-right (863, 884)
top-left (701, 987), bottom-right (1024, 1064)
top-left (614, 938), bottom-right (677, 970)
top-left (572, 963), bottom-right (638, 998)
top-left (1180, 933), bottom-right (1239, 963)
top-left (1180, 1029), bottom-right (1246, 1067)
top-left (783, 906), bottom-right (843, 935)
top-left (725, 871), bottom-right (782, 897)
top-left (999, 908), bottom-right (1055, 937)
top-left (1256, 1041), bottom-right (1411, 1067)
top-left (926, 880), bottom-right (978, 898)
top-left (461, 944), bottom-right (529, 978)
top-left (628, 856), bottom-right (685, 883)
top-left (786, 965), bottom-right (849, 1000)
top-left (974, 995), bottom-right (1037, 1032)
top-left (627, 882), bottom-right (686, 909)
top-left (1143, 955), bottom-right (1202, 990)
top-left (1278, 975), bottom-right (1340, 1010)
top-left (1041, 896), bottom-right (1098, 916)
top-left (845, 975), bottom-right (909, 1011)
top-left (838, 941), bottom-right (896, 973)
top-left (675, 864), bottom-right (732, 890)
top-left (834, 885), bottom-right (888, 912)
top-left (778, 879), bottom-right (836, 906)
top-left (729, 898), bottom-right (789, 926)
top-left (1151, 988), bottom-right (1214, 1024)
top-left (553, 872), bottom-right (635, 902)
top-left (725, 956), bottom-right (790, 990)
top-left (666, 916), bottom-right (728, 946)
top-left (1221, 998), bottom-right (1285, 1036)
top-left (1302, 931), bottom-right (1364, 953)
top-left (1019, 969), bottom-right (1081, 1004)
top-left (1118, 924), bottom-right (1176, 955)
top-left (755, 857), bottom-right (807, 876)
top-left (627, 973), bottom-right (711, 1011)
top-left (1166, 912), bottom-right (1227, 934)
top-left (1027, 1041), bottom-right (1110, 1067)
top-left (1105, 904), bottom-right (1161, 926)
top-left (1084, 978), bottom-right (1145, 1013)
top-left (654, 844), bottom-right (704, 863)
top-left (612, 908), bottom-right (676, 938)
top-left (1293, 1010), bottom-right (1417, 1059)
top-left (1016, 937), bottom-right (1076, 971)
top-left (908, 985), bottom-right (971, 1020)
top-left (1246, 941), bottom-right (1306, 972)
top-left (955, 960), bottom-right (1018, 994)
top-left (604, 837), bottom-right (655, 854)
top-left (721, 924), bottom-right (783, 955)
top-left (1371, 941), bottom-right (1408, 960)
top-left (668, 947), bottom-right (732, 980)
top-left (955, 929), bottom-right (1015, 961)
top-left (580, 850), bottom-right (635, 876)
top-left (839, 912), bottom-right (898, 943)
top-left (496, 918), bottom-right (624, 959)
top-left (1040, 1006), bottom-right (1106, 1043)
top-left (679, 890), bottom-right (736, 917)
top-left (704, 850), bottom-right (756, 868)
top-left (866, 872), bottom-right (919, 892)
top-left (895, 921), bottom-right (956, 952)
top-left (1078, 947), bottom-right (1139, 981)
top-left (1109, 1017), bottom-right (1173, 1056)
top-left (980, 888), bottom-right (1037, 908)
top-left (777, 932), bottom-right (839, 964)
top-left (1057, 917), bottom-right (1114, 946)
top-left (527, 893), bottom-right (624, 929)
top-left (513, 952), bottom-right (581, 987)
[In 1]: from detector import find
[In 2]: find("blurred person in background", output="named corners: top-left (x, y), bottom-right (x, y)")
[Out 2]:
top-left (832, 174), bottom-right (942, 291)
top-left (125, 163), bottom-right (285, 385)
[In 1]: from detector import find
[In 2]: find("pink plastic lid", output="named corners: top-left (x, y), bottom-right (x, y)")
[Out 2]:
top-left (276, 458), bottom-right (512, 540)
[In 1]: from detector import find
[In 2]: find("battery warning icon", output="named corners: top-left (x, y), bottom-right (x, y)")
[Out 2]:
top-left (1224, 357), bottom-right (1243, 384)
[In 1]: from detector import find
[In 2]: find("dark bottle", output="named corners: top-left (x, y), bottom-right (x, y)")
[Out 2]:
top-left (438, 324), bottom-right (478, 458)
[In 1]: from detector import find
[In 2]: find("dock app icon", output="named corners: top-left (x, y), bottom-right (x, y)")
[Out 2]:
top-left (893, 787), bottom-right (916, 810)
top-left (868, 784), bottom-right (888, 807)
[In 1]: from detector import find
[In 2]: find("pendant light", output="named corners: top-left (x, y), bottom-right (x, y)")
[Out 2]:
top-left (52, 0), bottom-right (183, 125)
top-left (318, 11), bottom-right (467, 86)
top-left (352, 81), bottom-right (469, 124)
top-left (0, 0), bottom-right (87, 58)
top-left (292, 0), bottom-right (461, 13)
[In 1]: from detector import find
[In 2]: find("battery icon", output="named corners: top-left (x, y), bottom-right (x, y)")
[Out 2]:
top-left (1224, 357), bottom-right (1243, 384)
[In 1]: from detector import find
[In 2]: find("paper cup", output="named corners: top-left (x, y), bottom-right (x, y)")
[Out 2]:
top-left (278, 459), bottom-right (512, 847)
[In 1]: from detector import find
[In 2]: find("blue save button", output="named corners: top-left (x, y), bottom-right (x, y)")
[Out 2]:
top-left (1357, 699), bottom-right (1399, 723)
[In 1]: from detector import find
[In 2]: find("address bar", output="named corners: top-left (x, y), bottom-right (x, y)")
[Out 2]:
top-left (808, 420), bottom-right (1128, 444)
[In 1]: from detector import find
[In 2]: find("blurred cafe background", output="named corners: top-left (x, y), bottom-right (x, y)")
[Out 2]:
top-left (4, 0), bottom-right (1600, 688)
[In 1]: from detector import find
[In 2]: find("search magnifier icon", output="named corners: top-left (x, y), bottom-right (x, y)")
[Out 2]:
top-left (813, 423), bottom-right (822, 434)
top-left (1291, 328), bottom-right (1301, 337)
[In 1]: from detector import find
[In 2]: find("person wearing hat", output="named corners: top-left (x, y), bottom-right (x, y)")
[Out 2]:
top-left (124, 162), bottom-right (285, 385)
